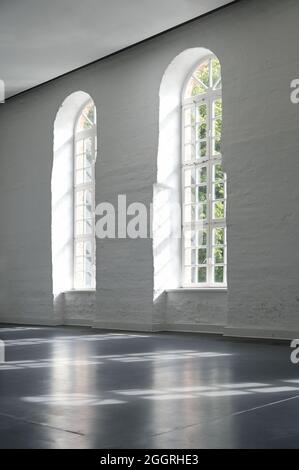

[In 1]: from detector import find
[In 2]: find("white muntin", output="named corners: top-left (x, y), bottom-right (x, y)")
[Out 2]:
top-left (0, 340), bottom-right (4, 363)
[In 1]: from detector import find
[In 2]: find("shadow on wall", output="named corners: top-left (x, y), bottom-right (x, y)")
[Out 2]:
top-left (153, 47), bottom-right (218, 300)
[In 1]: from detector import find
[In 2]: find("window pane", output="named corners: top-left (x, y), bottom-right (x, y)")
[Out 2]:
top-left (197, 267), bottom-right (207, 283)
top-left (185, 77), bottom-right (206, 98)
top-left (213, 98), bottom-right (222, 118)
top-left (76, 140), bottom-right (84, 154)
top-left (184, 230), bottom-right (196, 248)
top-left (197, 141), bottom-right (207, 159)
top-left (76, 154), bottom-right (84, 170)
top-left (184, 169), bottom-right (196, 186)
top-left (84, 166), bottom-right (93, 184)
top-left (194, 60), bottom-right (210, 89)
top-left (198, 229), bottom-right (207, 246)
top-left (213, 201), bottom-right (225, 219)
top-left (184, 126), bottom-right (192, 145)
top-left (214, 164), bottom-right (224, 181)
top-left (214, 182), bottom-right (225, 200)
top-left (186, 205), bottom-right (197, 223)
top-left (75, 241), bottom-right (84, 257)
top-left (214, 247), bottom-right (224, 264)
top-left (212, 59), bottom-right (221, 86)
top-left (214, 227), bottom-right (225, 245)
top-left (198, 248), bottom-right (207, 264)
top-left (184, 144), bottom-right (194, 162)
top-left (197, 103), bottom-right (207, 122)
top-left (214, 266), bottom-right (224, 283)
top-left (197, 186), bottom-right (207, 202)
top-left (75, 206), bottom-right (84, 220)
top-left (184, 107), bottom-right (195, 127)
top-left (185, 187), bottom-right (196, 204)
top-left (197, 166), bottom-right (207, 184)
top-left (197, 203), bottom-right (207, 221)
top-left (75, 170), bottom-right (84, 185)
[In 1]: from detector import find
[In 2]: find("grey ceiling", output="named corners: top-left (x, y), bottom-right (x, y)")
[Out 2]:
top-left (0, 0), bottom-right (235, 98)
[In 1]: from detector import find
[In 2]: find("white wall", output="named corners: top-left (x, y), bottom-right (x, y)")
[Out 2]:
top-left (0, 0), bottom-right (298, 338)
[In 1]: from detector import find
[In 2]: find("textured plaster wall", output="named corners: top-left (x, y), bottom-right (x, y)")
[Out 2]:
top-left (0, 0), bottom-right (298, 336)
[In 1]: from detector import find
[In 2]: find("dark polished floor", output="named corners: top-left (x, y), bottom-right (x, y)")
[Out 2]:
top-left (0, 325), bottom-right (299, 448)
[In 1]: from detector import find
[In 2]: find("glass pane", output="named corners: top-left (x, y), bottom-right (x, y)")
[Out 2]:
top-left (198, 248), bottom-right (207, 264)
top-left (83, 166), bottom-right (93, 183)
top-left (75, 241), bottom-right (84, 257)
top-left (184, 144), bottom-right (194, 162)
top-left (184, 230), bottom-right (196, 248)
top-left (76, 154), bottom-right (84, 170)
top-left (75, 206), bottom-right (84, 220)
top-left (214, 164), bottom-right (224, 181)
top-left (76, 190), bottom-right (84, 205)
top-left (185, 77), bottom-right (205, 98)
top-left (213, 98), bottom-right (222, 119)
top-left (212, 58), bottom-right (221, 87)
top-left (185, 187), bottom-right (196, 204)
top-left (197, 166), bottom-right (207, 184)
top-left (198, 229), bottom-right (207, 246)
top-left (197, 186), bottom-right (207, 202)
top-left (197, 203), bottom-right (207, 221)
top-left (84, 137), bottom-right (92, 154)
top-left (85, 241), bottom-right (92, 257)
top-left (213, 201), bottom-right (225, 219)
top-left (84, 219), bottom-right (93, 235)
top-left (197, 141), bottom-right (207, 159)
top-left (214, 266), bottom-right (224, 283)
top-left (214, 182), bottom-right (225, 200)
top-left (197, 267), bottom-right (207, 283)
top-left (184, 126), bottom-right (192, 145)
top-left (197, 122), bottom-right (207, 140)
top-left (76, 221), bottom-right (84, 236)
top-left (184, 205), bottom-right (196, 223)
top-left (197, 103), bottom-right (207, 123)
top-left (214, 227), bottom-right (225, 245)
top-left (75, 257), bottom-right (84, 271)
top-left (213, 138), bottom-right (221, 155)
top-left (194, 60), bottom-right (210, 89)
top-left (184, 169), bottom-right (196, 186)
top-left (184, 107), bottom-right (195, 127)
top-left (75, 170), bottom-right (84, 185)
top-left (76, 140), bottom-right (84, 154)
top-left (214, 247), bottom-right (224, 264)
top-left (75, 271), bottom-right (84, 287)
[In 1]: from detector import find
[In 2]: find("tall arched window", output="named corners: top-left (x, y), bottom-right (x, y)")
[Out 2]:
top-left (182, 55), bottom-right (226, 287)
top-left (74, 101), bottom-right (97, 289)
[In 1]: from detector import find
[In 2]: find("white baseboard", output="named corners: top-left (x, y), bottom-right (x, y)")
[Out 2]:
top-left (224, 326), bottom-right (299, 341)
top-left (161, 323), bottom-right (225, 335)
top-left (0, 316), bottom-right (61, 326)
top-left (92, 320), bottom-right (163, 333)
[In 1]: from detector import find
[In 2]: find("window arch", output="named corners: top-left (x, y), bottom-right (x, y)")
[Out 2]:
top-left (182, 54), bottom-right (227, 287)
top-left (73, 100), bottom-right (97, 289)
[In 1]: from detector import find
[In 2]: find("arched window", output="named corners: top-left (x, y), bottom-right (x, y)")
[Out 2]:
top-left (73, 101), bottom-right (97, 289)
top-left (182, 55), bottom-right (226, 287)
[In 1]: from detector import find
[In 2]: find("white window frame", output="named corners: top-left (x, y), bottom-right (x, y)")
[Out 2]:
top-left (181, 54), bottom-right (227, 288)
top-left (73, 100), bottom-right (97, 290)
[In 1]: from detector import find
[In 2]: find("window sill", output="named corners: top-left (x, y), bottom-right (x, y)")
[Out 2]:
top-left (62, 289), bottom-right (96, 294)
top-left (166, 288), bottom-right (227, 293)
